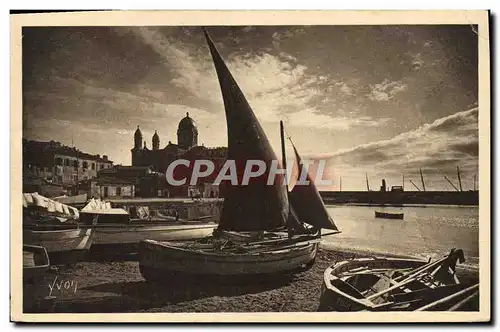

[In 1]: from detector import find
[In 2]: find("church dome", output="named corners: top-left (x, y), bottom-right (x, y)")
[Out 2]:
top-left (177, 112), bottom-right (198, 150)
top-left (178, 112), bottom-right (198, 133)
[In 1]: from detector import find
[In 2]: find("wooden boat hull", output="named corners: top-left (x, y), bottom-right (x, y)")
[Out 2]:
top-left (138, 239), bottom-right (318, 281)
top-left (92, 223), bottom-right (217, 245)
top-left (23, 245), bottom-right (50, 282)
top-left (23, 244), bottom-right (57, 313)
top-left (375, 211), bottom-right (404, 220)
top-left (318, 257), bottom-right (430, 311)
top-left (23, 228), bottom-right (93, 260)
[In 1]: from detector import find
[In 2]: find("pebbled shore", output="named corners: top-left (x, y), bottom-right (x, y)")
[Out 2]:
top-left (23, 247), bottom-right (479, 314)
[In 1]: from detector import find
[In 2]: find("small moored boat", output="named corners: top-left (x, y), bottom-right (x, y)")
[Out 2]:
top-left (375, 211), bottom-right (404, 220)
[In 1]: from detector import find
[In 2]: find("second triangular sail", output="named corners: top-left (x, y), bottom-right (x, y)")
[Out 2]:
top-left (287, 139), bottom-right (339, 231)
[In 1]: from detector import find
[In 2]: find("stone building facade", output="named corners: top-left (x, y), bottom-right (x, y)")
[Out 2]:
top-left (23, 139), bottom-right (113, 195)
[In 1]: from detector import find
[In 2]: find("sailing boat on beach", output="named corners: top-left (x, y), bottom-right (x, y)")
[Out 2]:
top-left (137, 28), bottom-right (339, 280)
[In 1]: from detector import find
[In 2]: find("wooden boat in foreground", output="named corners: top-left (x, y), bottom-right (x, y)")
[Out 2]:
top-left (23, 244), bottom-right (57, 313)
top-left (375, 211), bottom-right (404, 220)
top-left (23, 244), bottom-right (50, 282)
top-left (138, 28), bottom-right (340, 281)
top-left (140, 234), bottom-right (320, 280)
top-left (318, 248), bottom-right (477, 311)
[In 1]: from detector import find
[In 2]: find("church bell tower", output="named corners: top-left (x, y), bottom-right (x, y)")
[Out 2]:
top-left (131, 125), bottom-right (143, 165)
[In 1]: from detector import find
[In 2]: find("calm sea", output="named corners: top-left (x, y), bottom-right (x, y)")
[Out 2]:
top-left (323, 205), bottom-right (479, 269)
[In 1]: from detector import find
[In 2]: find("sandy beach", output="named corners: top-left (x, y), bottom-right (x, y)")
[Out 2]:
top-left (23, 246), bottom-right (479, 314)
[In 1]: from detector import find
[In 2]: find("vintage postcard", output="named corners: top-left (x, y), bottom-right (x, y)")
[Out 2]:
top-left (10, 10), bottom-right (490, 323)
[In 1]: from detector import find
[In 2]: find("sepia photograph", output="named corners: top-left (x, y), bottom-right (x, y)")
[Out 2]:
top-left (10, 10), bottom-right (490, 323)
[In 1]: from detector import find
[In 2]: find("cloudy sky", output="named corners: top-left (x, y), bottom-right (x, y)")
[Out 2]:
top-left (22, 25), bottom-right (479, 191)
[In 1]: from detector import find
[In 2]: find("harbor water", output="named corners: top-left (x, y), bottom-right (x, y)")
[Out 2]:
top-left (323, 205), bottom-right (479, 269)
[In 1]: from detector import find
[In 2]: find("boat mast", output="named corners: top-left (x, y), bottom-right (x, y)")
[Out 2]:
top-left (457, 166), bottom-right (463, 192)
top-left (280, 120), bottom-right (289, 192)
top-left (419, 168), bottom-right (426, 192)
top-left (402, 174), bottom-right (405, 191)
top-left (409, 180), bottom-right (421, 191)
top-left (74, 135), bottom-right (79, 196)
top-left (473, 174), bottom-right (477, 191)
top-left (339, 176), bottom-right (342, 192)
top-left (365, 173), bottom-right (370, 191)
top-left (444, 175), bottom-right (460, 192)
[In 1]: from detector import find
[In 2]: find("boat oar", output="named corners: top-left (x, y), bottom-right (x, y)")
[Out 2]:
top-left (365, 256), bottom-right (458, 301)
top-left (392, 249), bottom-right (462, 283)
top-left (321, 230), bottom-right (341, 237)
top-left (415, 283), bottom-right (479, 311)
top-left (240, 238), bottom-right (322, 252)
top-left (242, 233), bottom-right (320, 247)
top-left (448, 290), bottom-right (480, 311)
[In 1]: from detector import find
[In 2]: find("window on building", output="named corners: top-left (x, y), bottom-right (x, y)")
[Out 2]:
top-left (82, 161), bottom-right (88, 169)
top-left (91, 163), bottom-right (95, 170)
top-left (116, 187), bottom-right (121, 196)
top-left (55, 157), bottom-right (62, 166)
top-left (64, 159), bottom-right (70, 166)
top-left (73, 160), bottom-right (79, 168)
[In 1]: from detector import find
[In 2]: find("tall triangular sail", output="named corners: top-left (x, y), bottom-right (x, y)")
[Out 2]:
top-left (288, 140), bottom-right (339, 231)
top-left (203, 28), bottom-right (289, 232)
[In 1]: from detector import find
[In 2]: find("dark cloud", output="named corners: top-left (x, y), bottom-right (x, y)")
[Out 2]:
top-left (428, 107), bottom-right (478, 133)
top-left (449, 140), bottom-right (479, 157)
top-left (319, 107), bottom-right (478, 190)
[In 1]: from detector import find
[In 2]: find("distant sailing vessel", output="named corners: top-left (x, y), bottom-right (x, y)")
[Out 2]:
top-left (138, 28), bottom-right (340, 281)
top-left (375, 211), bottom-right (404, 220)
top-left (318, 248), bottom-right (479, 311)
